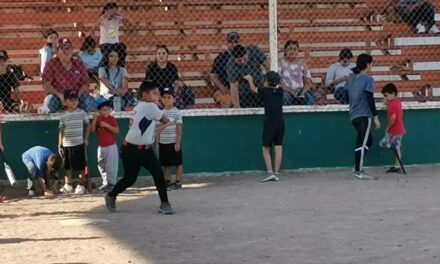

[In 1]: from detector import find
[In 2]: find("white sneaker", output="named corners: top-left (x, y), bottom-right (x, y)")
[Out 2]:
top-left (416, 23), bottom-right (426, 33)
top-left (260, 172), bottom-right (280, 182)
top-left (60, 184), bottom-right (73, 194)
top-left (75, 184), bottom-right (86, 195)
top-left (429, 25), bottom-right (440, 34)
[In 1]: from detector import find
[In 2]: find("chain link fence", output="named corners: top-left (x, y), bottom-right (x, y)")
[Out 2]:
top-left (0, 0), bottom-right (439, 115)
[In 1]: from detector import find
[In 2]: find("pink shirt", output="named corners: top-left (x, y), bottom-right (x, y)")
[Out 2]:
top-left (42, 57), bottom-right (89, 93)
top-left (279, 58), bottom-right (312, 94)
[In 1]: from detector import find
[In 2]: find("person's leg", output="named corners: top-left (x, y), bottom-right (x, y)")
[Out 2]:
top-left (274, 145), bottom-right (283, 173)
top-left (106, 144), bottom-right (119, 186)
top-left (24, 160), bottom-right (36, 195)
top-left (352, 117), bottom-right (372, 172)
top-left (304, 91), bottom-right (316, 105)
top-left (65, 170), bottom-right (73, 185)
top-left (142, 149), bottom-right (168, 203)
top-left (48, 95), bottom-right (62, 113)
top-left (97, 146), bottom-right (108, 186)
top-left (283, 91), bottom-right (294, 106)
top-left (108, 145), bottom-right (141, 197)
top-left (164, 166), bottom-right (172, 182)
top-left (79, 94), bottom-right (96, 113)
top-left (176, 164), bottom-right (183, 182)
top-left (262, 146), bottom-right (273, 172)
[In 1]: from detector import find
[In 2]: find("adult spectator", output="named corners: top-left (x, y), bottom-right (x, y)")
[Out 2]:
top-left (325, 48), bottom-right (355, 104)
top-left (279, 40), bottom-right (315, 105)
top-left (210, 32), bottom-right (241, 93)
top-left (145, 45), bottom-right (180, 93)
top-left (79, 36), bottom-right (102, 84)
top-left (227, 44), bottom-right (268, 108)
top-left (0, 50), bottom-right (22, 112)
top-left (398, 0), bottom-right (439, 33)
top-left (39, 28), bottom-right (58, 75)
top-left (42, 38), bottom-right (95, 113)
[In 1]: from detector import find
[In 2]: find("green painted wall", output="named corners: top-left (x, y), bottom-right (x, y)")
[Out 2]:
top-left (3, 109), bottom-right (440, 180)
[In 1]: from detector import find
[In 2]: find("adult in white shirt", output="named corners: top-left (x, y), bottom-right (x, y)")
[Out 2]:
top-left (325, 48), bottom-right (355, 104)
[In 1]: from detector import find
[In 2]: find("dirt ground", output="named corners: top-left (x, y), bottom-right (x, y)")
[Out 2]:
top-left (1, 165), bottom-right (440, 264)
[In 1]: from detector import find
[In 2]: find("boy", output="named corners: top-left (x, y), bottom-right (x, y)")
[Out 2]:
top-left (380, 83), bottom-right (406, 173)
top-left (157, 87), bottom-right (183, 190)
top-left (22, 146), bottom-right (62, 197)
top-left (91, 97), bottom-right (119, 191)
top-left (105, 81), bottom-right (175, 214)
top-left (59, 89), bottom-right (90, 194)
top-left (256, 71), bottom-right (284, 182)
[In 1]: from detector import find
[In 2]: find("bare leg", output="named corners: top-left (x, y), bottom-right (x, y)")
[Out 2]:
top-left (176, 165), bottom-right (183, 181)
top-left (274, 145), bottom-right (283, 173)
top-left (78, 169), bottom-right (86, 185)
top-left (394, 147), bottom-right (402, 167)
top-left (65, 170), bottom-right (73, 185)
top-left (262, 146), bottom-right (273, 172)
top-left (164, 167), bottom-right (172, 182)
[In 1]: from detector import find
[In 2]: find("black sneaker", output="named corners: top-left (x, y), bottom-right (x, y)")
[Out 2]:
top-left (386, 167), bottom-right (401, 173)
top-left (167, 182), bottom-right (182, 191)
top-left (159, 202), bottom-right (175, 215)
top-left (105, 195), bottom-right (116, 212)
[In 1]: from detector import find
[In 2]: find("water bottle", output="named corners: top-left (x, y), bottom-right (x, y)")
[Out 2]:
top-left (113, 96), bottom-right (121, 112)
top-left (132, 89), bottom-right (138, 106)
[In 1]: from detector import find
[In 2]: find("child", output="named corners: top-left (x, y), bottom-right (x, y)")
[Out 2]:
top-left (99, 49), bottom-right (133, 111)
top-left (105, 81), bottom-right (175, 214)
top-left (157, 87), bottom-right (183, 190)
top-left (59, 89), bottom-right (90, 194)
top-left (22, 146), bottom-right (62, 197)
top-left (39, 28), bottom-right (58, 75)
top-left (79, 36), bottom-right (102, 85)
top-left (380, 83), bottom-right (406, 173)
top-left (91, 97), bottom-right (119, 191)
top-left (0, 50), bottom-right (22, 113)
top-left (258, 71), bottom-right (284, 182)
top-left (346, 54), bottom-right (381, 180)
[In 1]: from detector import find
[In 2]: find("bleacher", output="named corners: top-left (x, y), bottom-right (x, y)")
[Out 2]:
top-left (1, 0), bottom-right (440, 110)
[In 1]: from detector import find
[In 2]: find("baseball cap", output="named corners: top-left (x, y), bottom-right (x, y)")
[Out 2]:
top-left (227, 32), bottom-right (240, 43)
top-left (64, 89), bottom-right (79, 99)
top-left (57, 37), bottom-right (72, 49)
top-left (95, 97), bottom-right (112, 109)
top-left (0, 50), bottom-right (8, 61)
top-left (161, 86), bottom-right (175, 97)
top-left (265, 71), bottom-right (281, 87)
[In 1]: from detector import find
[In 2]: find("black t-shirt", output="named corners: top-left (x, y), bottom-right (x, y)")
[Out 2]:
top-left (260, 87), bottom-right (284, 123)
top-left (0, 69), bottom-right (19, 110)
top-left (145, 62), bottom-right (179, 92)
top-left (211, 51), bottom-right (232, 88)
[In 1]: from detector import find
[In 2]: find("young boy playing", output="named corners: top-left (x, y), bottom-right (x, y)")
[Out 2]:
top-left (22, 146), bottom-right (63, 197)
top-left (380, 83), bottom-right (406, 173)
top-left (257, 71), bottom-right (285, 182)
top-left (59, 89), bottom-right (90, 195)
top-left (157, 87), bottom-right (183, 190)
top-left (105, 81), bottom-right (175, 214)
top-left (91, 97), bottom-right (119, 191)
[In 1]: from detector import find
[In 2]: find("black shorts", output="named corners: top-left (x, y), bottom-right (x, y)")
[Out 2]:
top-left (64, 144), bottom-right (86, 171)
top-left (159, 143), bottom-right (183, 167)
top-left (263, 122), bottom-right (285, 147)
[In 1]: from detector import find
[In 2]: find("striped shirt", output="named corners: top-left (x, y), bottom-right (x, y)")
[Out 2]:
top-left (159, 107), bottom-right (183, 144)
top-left (59, 109), bottom-right (89, 147)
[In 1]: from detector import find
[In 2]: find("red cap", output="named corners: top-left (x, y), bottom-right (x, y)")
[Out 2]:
top-left (57, 38), bottom-right (72, 49)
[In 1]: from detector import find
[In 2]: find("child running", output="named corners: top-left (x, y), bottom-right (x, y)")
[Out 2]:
top-left (22, 146), bottom-right (62, 197)
top-left (380, 83), bottom-right (406, 173)
top-left (91, 97), bottom-right (119, 191)
top-left (346, 54), bottom-right (381, 180)
top-left (59, 90), bottom-right (90, 194)
top-left (105, 81), bottom-right (175, 214)
top-left (257, 71), bottom-right (284, 182)
top-left (157, 87), bottom-right (183, 190)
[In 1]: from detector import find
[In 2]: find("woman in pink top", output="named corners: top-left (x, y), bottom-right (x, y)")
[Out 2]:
top-left (279, 40), bottom-right (315, 105)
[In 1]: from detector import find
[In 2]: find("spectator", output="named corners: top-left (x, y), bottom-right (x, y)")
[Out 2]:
top-left (42, 38), bottom-right (96, 113)
top-left (398, 0), bottom-right (439, 33)
top-left (90, 2), bottom-right (134, 66)
top-left (79, 36), bottom-right (102, 84)
top-left (279, 40), bottom-right (315, 105)
top-left (99, 49), bottom-right (134, 111)
top-left (227, 44), bottom-right (268, 108)
top-left (0, 50), bottom-right (23, 112)
top-left (39, 28), bottom-right (58, 75)
top-left (210, 32), bottom-right (241, 94)
top-left (145, 45), bottom-right (180, 93)
top-left (213, 90), bottom-right (232, 108)
top-left (325, 48), bottom-right (355, 104)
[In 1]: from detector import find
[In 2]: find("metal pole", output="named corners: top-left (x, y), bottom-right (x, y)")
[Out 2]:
top-left (268, 0), bottom-right (278, 71)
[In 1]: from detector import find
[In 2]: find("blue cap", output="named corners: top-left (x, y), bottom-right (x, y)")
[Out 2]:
top-left (161, 86), bottom-right (175, 97)
top-left (95, 97), bottom-right (112, 109)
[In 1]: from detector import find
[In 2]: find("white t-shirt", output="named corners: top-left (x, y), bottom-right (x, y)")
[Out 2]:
top-left (125, 102), bottom-right (163, 145)
top-left (100, 16), bottom-right (122, 45)
top-left (325, 62), bottom-right (356, 89)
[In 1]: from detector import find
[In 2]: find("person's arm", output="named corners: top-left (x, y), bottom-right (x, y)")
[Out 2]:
top-left (230, 81), bottom-right (240, 108)
top-left (262, 57), bottom-right (270, 72)
top-left (325, 65), bottom-right (337, 88)
top-left (84, 123), bottom-right (90, 146)
top-left (303, 63), bottom-right (314, 91)
top-left (210, 75), bottom-right (228, 93)
top-left (100, 120), bottom-right (119, 134)
top-left (43, 82), bottom-right (63, 100)
top-left (58, 129), bottom-right (64, 146)
top-left (99, 68), bottom-right (115, 94)
top-left (366, 91), bottom-right (380, 129)
top-left (243, 74), bottom-right (258, 94)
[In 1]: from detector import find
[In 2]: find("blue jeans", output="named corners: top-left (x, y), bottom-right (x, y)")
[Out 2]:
top-left (283, 91), bottom-right (316, 106)
top-left (47, 93), bottom-right (96, 113)
top-left (23, 160), bottom-right (37, 191)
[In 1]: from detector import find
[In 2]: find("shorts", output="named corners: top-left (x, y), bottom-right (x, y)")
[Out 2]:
top-left (263, 122), bottom-right (285, 147)
top-left (63, 144), bottom-right (86, 171)
top-left (159, 143), bottom-right (183, 167)
top-left (379, 133), bottom-right (403, 149)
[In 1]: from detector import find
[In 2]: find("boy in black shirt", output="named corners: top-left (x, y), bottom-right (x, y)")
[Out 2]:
top-left (259, 71), bottom-right (284, 182)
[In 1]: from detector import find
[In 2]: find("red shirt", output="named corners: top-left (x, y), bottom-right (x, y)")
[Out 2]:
top-left (42, 57), bottom-right (89, 93)
top-left (96, 115), bottom-right (118, 147)
top-left (388, 98), bottom-right (405, 136)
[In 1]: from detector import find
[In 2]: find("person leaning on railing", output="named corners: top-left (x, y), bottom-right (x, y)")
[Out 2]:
top-left (325, 48), bottom-right (355, 104)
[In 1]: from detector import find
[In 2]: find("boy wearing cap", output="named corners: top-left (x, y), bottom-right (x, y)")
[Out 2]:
top-left (105, 81), bottom-right (175, 214)
top-left (157, 87), bottom-right (183, 190)
top-left (91, 97), bottom-right (119, 191)
top-left (257, 71), bottom-right (285, 182)
top-left (58, 89), bottom-right (90, 194)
